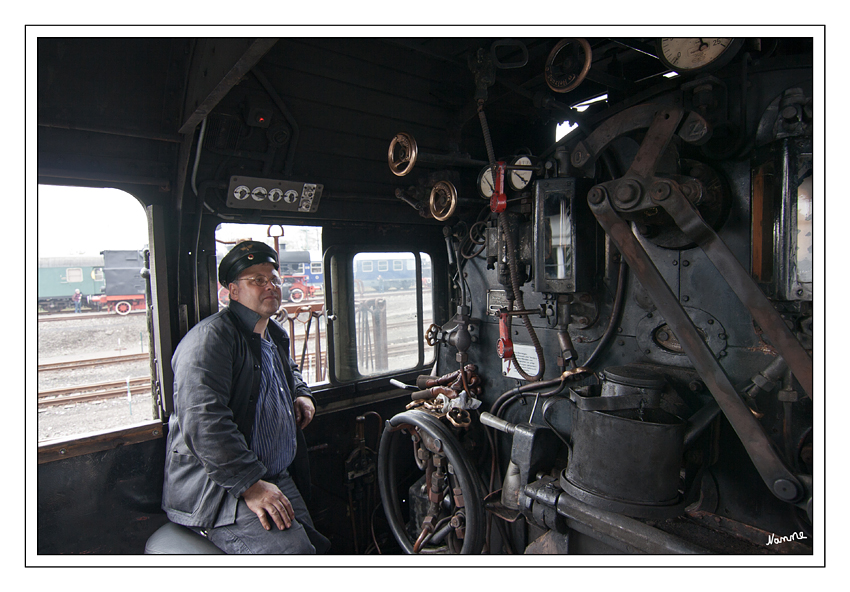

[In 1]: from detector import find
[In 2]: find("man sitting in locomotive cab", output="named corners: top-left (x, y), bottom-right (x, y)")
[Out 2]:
top-left (161, 241), bottom-right (329, 554)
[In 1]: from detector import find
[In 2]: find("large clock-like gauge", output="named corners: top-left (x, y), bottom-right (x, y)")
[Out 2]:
top-left (657, 38), bottom-right (743, 74)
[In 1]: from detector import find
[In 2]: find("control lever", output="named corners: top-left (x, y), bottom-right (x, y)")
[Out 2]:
top-left (496, 307), bottom-right (544, 361)
top-left (497, 310), bottom-right (514, 359)
top-left (479, 411), bottom-right (559, 511)
top-left (489, 162), bottom-right (507, 213)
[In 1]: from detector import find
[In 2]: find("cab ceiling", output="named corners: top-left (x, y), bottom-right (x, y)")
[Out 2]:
top-left (37, 37), bottom-right (668, 213)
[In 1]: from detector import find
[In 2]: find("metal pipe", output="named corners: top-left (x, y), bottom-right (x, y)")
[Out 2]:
top-left (415, 152), bottom-right (489, 168)
top-left (683, 400), bottom-right (721, 448)
top-left (489, 374), bottom-right (567, 419)
top-left (523, 485), bottom-right (710, 554)
top-left (190, 117), bottom-right (208, 197)
top-left (479, 411), bottom-right (516, 435)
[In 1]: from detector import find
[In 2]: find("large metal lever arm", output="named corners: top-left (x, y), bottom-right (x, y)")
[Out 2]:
top-left (588, 189), bottom-right (808, 507)
top-left (575, 104), bottom-right (812, 398)
top-left (653, 181), bottom-right (813, 399)
top-left (578, 103), bottom-right (813, 507)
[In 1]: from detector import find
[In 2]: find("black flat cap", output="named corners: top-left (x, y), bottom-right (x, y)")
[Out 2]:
top-left (218, 240), bottom-right (279, 286)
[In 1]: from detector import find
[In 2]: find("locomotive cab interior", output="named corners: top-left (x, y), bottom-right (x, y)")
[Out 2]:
top-left (30, 27), bottom-right (824, 567)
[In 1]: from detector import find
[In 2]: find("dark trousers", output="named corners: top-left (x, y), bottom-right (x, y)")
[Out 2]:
top-left (203, 471), bottom-right (330, 554)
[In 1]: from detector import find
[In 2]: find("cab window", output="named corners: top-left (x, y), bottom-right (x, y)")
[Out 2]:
top-left (350, 251), bottom-right (434, 377)
top-left (37, 185), bottom-right (154, 445)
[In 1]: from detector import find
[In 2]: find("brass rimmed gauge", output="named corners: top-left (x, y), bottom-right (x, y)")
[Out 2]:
top-left (657, 38), bottom-right (743, 74)
top-left (477, 165), bottom-right (495, 199)
top-left (509, 156), bottom-right (533, 191)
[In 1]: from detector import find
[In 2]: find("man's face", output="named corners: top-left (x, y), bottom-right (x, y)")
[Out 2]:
top-left (228, 262), bottom-right (282, 319)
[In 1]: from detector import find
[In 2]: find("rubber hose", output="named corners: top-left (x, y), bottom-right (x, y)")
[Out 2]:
top-left (498, 211), bottom-right (545, 381)
top-left (489, 376), bottom-right (565, 418)
top-left (377, 410), bottom-right (486, 554)
top-left (378, 428), bottom-right (408, 550)
top-left (581, 257), bottom-right (627, 368)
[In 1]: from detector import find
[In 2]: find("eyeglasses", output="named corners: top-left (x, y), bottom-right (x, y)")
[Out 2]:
top-left (236, 275), bottom-right (283, 288)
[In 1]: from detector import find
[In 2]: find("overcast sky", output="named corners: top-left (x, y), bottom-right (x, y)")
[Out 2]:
top-left (38, 185), bottom-right (150, 257)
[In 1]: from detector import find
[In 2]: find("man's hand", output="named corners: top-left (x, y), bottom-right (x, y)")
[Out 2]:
top-left (242, 480), bottom-right (295, 531)
top-left (293, 396), bottom-right (315, 429)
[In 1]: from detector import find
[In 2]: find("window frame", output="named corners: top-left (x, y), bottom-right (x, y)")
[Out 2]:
top-left (65, 268), bottom-right (84, 283)
top-left (36, 190), bottom-right (163, 462)
top-left (323, 246), bottom-right (438, 389)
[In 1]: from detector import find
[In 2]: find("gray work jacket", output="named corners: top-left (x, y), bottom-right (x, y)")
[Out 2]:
top-left (161, 299), bottom-right (315, 528)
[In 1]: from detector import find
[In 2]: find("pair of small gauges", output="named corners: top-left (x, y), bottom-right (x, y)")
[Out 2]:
top-left (477, 156), bottom-right (534, 198)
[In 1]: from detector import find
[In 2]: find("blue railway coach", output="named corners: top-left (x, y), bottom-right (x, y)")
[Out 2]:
top-left (353, 252), bottom-right (431, 292)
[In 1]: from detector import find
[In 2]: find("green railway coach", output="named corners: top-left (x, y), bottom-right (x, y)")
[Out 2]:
top-left (38, 256), bottom-right (106, 312)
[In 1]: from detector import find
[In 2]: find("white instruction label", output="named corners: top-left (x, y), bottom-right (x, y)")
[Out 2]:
top-left (502, 343), bottom-right (540, 380)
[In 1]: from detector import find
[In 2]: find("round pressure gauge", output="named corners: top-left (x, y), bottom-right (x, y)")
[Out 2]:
top-left (657, 38), bottom-right (743, 74)
top-left (509, 156), bottom-right (533, 191)
top-left (477, 165), bottom-right (495, 198)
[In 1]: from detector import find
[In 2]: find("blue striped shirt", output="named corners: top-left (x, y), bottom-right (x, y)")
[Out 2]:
top-left (251, 337), bottom-right (297, 477)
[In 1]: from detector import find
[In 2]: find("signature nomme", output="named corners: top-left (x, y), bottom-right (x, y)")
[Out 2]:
top-left (766, 531), bottom-right (808, 545)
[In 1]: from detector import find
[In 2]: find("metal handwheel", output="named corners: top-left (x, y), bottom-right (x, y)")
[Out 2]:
top-left (388, 132), bottom-right (419, 177)
top-left (544, 38), bottom-right (592, 93)
top-left (377, 409), bottom-right (486, 554)
top-left (425, 323), bottom-right (440, 346)
top-left (428, 180), bottom-right (458, 221)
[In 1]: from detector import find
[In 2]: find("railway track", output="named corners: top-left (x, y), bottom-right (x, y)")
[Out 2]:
top-left (38, 341), bottom-right (422, 408)
top-left (38, 310), bottom-right (146, 322)
top-left (38, 352), bottom-right (150, 372)
top-left (38, 377), bottom-right (151, 408)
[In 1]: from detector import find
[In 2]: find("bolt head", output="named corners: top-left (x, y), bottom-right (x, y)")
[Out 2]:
top-left (588, 187), bottom-right (604, 204)
top-left (773, 478), bottom-right (800, 501)
top-left (652, 182), bottom-right (671, 201)
top-left (617, 185), bottom-right (635, 202)
top-left (781, 105), bottom-right (799, 121)
top-left (614, 180), bottom-right (641, 207)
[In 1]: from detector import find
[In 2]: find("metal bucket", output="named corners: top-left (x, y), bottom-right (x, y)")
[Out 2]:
top-left (560, 366), bottom-right (687, 518)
